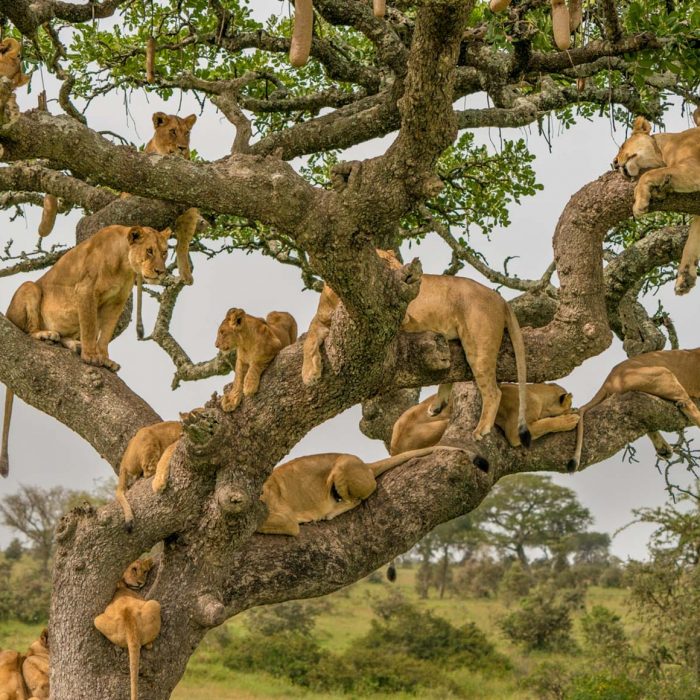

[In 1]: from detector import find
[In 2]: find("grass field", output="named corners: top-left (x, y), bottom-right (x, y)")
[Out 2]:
top-left (0, 568), bottom-right (634, 699)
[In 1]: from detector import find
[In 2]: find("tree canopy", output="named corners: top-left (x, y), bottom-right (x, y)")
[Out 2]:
top-left (0, 0), bottom-right (699, 697)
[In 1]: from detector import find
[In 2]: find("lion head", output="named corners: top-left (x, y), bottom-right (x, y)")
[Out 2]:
top-left (126, 226), bottom-right (170, 283)
top-left (0, 38), bottom-right (29, 88)
top-left (122, 557), bottom-right (154, 590)
top-left (612, 116), bottom-right (665, 178)
top-left (149, 112), bottom-right (197, 157)
top-left (375, 248), bottom-right (403, 270)
top-left (539, 383), bottom-right (574, 417)
top-left (330, 456), bottom-right (377, 501)
top-left (215, 308), bottom-right (246, 353)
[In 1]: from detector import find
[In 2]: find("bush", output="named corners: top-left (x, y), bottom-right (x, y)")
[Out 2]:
top-left (222, 630), bottom-right (328, 687)
top-left (524, 661), bottom-right (573, 700)
top-left (499, 561), bottom-right (534, 605)
top-left (566, 672), bottom-right (643, 700)
top-left (242, 598), bottom-right (330, 637)
top-left (454, 557), bottom-right (506, 598)
top-left (580, 606), bottom-right (631, 665)
top-left (499, 585), bottom-right (576, 652)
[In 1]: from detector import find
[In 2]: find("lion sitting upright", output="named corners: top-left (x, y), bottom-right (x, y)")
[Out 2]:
top-left (22, 629), bottom-right (49, 700)
top-left (302, 249), bottom-right (531, 445)
top-left (390, 383), bottom-right (579, 455)
top-left (216, 308), bottom-right (297, 412)
top-left (258, 445), bottom-right (469, 536)
top-left (569, 348), bottom-right (700, 471)
top-left (613, 110), bottom-right (700, 294)
top-left (1, 224), bottom-right (170, 477)
top-left (94, 558), bottom-right (161, 700)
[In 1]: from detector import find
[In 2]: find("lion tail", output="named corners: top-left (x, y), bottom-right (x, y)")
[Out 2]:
top-left (1, 388), bottom-right (13, 478)
top-left (116, 462), bottom-right (135, 533)
top-left (568, 385), bottom-right (609, 473)
top-left (369, 445), bottom-right (471, 477)
top-left (504, 304), bottom-right (531, 447)
top-left (124, 608), bottom-right (141, 700)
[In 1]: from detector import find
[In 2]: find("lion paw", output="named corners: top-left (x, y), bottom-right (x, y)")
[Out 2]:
top-left (221, 392), bottom-right (241, 412)
top-left (674, 266), bottom-right (697, 296)
top-left (35, 330), bottom-right (61, 343)
top-left (102, 358), bottom-right (121, 372)
top-left (560, 414), bottom-right (580, 430)
top-left (301, 360), bottom-right (322, 387)
top-left (632, 201), bottom-right (649, 218)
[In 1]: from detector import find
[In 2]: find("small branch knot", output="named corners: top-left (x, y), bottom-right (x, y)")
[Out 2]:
top-left (216, 485), bottom-right (252, 515)
top-left (194, 593), bottom-right (226, 628)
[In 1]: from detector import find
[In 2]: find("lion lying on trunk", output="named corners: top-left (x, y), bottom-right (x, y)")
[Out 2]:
top-left (302, 249), bottom-right (531, 444)
top-left (1, 224), bottom-right (170, 478)
top-left (216, 308), bottom-right (297, 412)
top-left (94, 558), bottom-right (161, 700)
top-left (612, 111), bottom-right (700, 295)
top-left (569, 348), bottom-right (700, 471)
top-left (390, 383), bottom-right (578, 455)
top-left (258, 445), bottom-right (472, 536)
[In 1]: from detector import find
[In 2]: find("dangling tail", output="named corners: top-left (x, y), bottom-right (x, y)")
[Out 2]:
top-left (125, 608), bottom-right (141, 700)
top-left (567, 385), bottom-right (609, 473)
top-left (116, 462), bottom-right (135, 533)
top-left (1, 389), bottom-right (13, 477)
top-left (135, 274), bottom-right (144, 340)
top-left (504, 304), bottom-right (531, 447)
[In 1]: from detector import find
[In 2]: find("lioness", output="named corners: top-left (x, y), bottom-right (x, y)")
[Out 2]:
top-left (258, 445), bottom-right (470, 536)
top-left (21, 629), bottom-right (48, 700)
top-left (0, 650), bottom-right (26, 700)
top-left (612, 112), bottom-right (700, 294)
top-left (135, 112), bottom-right (199, 339)
top-left (302, 249), bottom-right (531, 444)
top-left (116, 420), bottom-right (183, 532)
top-left (0, 224), bottom-right (169, 477)
top-left (94, 558), bottom-right (161, 700)
top-left (569, 348), bottom-right (700, 471)
top-left (390, 383), bottom-right (579, 454)
top-left (216, 308), bottom-right (298, 412)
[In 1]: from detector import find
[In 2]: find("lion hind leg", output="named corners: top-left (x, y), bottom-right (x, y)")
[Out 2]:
top-left (257, 506), bottom-right (300, 536)
top-left (427, 383), bottom-right (452, 417)
top-left (462, 331), bottom-right (502, 441)
top-left (527, 414), bottom-right (580, 442)
top-left (174, 207), bottom-right (198, 285)
top-left (152, 441), bottom-right (177, 493)
top-left (675, 216), bottom-right (700, 295)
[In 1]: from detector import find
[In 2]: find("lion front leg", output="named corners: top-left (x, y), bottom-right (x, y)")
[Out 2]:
top-left (76, 285), bottom-right (102, 367)
top-left (221, 357), bottom-right (247, 412)
top-left (95, 297), bottom-right (128, 371)
top-left (633, 167), bottom-right (675, 218)
top-left (174, 207), bottom-right (198, 285)
top-left (301, 320), bottom-right (329, 386)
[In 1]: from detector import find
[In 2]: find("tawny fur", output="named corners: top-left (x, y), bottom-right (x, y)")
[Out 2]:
top-left (289, 0), bottom-right (313, 67)
top-left (1, 225), bottom-right (170, 478)
top-left (390, 383), bottom-right (578, 455)
top-left (302, 249), bottom-right (531, 444)
top-left (94, 558), bottom-right (161, 700)
top-left (21, 630), bottom-right (49, 700)
top-left (569, 348), bottom-right (700, 471)
top-left (258, 446), bottom-right (468, 536)
top-left (216, 308), bottom-right (297, 412)
top-left (0, 650), bottom-right (27, 700)
top-left (116, 421), bottom-right (183, 532)
top-left (612, 113), bottom-right (700, 295)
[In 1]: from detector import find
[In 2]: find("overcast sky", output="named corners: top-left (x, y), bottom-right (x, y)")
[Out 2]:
top-left (1, 2), bottom-right (698, 560)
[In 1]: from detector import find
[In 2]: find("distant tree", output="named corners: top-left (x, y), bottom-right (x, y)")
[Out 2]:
top-left (471, 475), bottom-right (593, 568)
top-left (626, 488), bottom-right (700, 680)
top-left (4, 537), bottom-right (23, 561)
top-left (0, 485), bottom-right (99, 572)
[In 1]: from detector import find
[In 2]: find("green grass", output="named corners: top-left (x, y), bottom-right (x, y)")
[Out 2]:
top-left (0, 568), bottom-right (638, 699)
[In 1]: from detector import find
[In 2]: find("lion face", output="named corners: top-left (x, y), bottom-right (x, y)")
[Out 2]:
top-left (215, 308), bottom-right (245, 352)
top-left (127, 226), bottom-right (170, 283)
top-left (539, 383), bottom-right (574, 418)
top-left (122, 557), bottom-right (154, 590)
top-left (376, 248), bottom-right (403, 270)
top-left (0, 38), bottom-right (28, 87)
top-left (150, 112), bottom-right (197, 157)
top-left (613, 117), bottom-right (665, 178)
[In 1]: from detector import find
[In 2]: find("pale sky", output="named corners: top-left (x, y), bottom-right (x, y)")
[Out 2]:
top-left (1, 2), bottom-right (698, 560)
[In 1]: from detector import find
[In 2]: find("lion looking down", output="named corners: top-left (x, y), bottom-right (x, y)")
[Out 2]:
top-left (613, 111), bottom-right (700, 295)
top-left (216, 308), bottom-right (297, 412)
top-left (94, 558), bottom-right (161, 700)
top-left (1, 224), bottom-right (170, 477)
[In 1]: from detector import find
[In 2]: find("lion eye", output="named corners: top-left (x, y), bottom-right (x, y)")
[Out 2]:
top-left (146, 247), bottom-right (154, 256)
top-left (170, 128), bottom-right (177, 136)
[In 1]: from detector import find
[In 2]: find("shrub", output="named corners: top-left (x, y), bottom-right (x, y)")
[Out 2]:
top-left (566, 672), bottom-right (643, 700)
top-left (499, 585), bottom-right (576, 652)
top-left (524, 660), bottom-right (573, 700)
top-left (454, 557), bottom-right (506, 598)
top-left (580, 606), bottom-right (631, 665)
top-left (499, 561), bottom-right (534, 605)
top-left (242, 598), bottom-right (330, 637)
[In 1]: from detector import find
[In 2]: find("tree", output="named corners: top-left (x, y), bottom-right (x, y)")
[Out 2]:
top-left (0, 0), bottom-right (699, 697)
top-left (470, 474), bottom-right (594, 567)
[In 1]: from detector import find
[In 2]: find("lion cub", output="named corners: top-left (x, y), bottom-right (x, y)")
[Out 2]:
top-left (569, 348), bottom-right (700, 471)
top-left (390, 383), bottom-right (579, 455)
top-left (0, 650), bottom-right (26, 700)
top-left (94, 558), bottom-right (161, 700)
top-left (1, 224), bottom-right (170, 478)
top-left (613, 111), bottom-right (700, 294)
top-left (302, 249), bottom-right (531, 444)
top-left (117, 421), bottom-right (183, 532)
top-left (258, 445), bottom-right (468, 536)
top-left (216, 308), bottom-right (297, 412)
top-left (0, 37), bottom-right (29, 119)
top-left (21, 629), bottom-right (49, 700)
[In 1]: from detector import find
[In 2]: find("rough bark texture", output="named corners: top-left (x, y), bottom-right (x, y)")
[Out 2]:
top-left (0, 0), bottom-right (698, 697)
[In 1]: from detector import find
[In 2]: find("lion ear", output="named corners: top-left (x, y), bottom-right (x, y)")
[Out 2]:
top-left (632, 116), bottom-right (652, 134)
top-left (152, 112), bottom-right (168, 128)
top-left (159, 227), bottom-right (173, 240)
top-left (127, 227), bottom-right (142, 244)
top-left (183, 114), bottom-right (197, 130)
